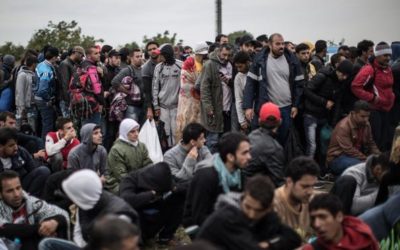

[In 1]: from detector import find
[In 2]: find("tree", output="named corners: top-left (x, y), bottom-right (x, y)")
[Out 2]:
top-left (27, 21), bottom-right (104, 52)
top-left (227, 30), bottom-right (253, 45)
top-left (0, 42), bottom-right (25, 61)
top-left (121, 41), bottom-right (140, 51)
top-left (142, 30), bottom-right (183, 46)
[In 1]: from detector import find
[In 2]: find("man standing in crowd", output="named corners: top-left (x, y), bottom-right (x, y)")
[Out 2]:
top-left (215, 34), bottom-right (229, 45)
top-left (142, 41), bottom-right (160, 120)
top-left (34, 46), bottom-right (59, 139)
top-left (200, 44), bottom-right (233, 153)
top-left (58, 46), bottom-right (85, 117)
top-left (310, 40), bottom-right (328, 74)
top-left (0, 170), bottom-right (69, 250)
top-left (353, 40), bottom-right (374, 75)
top-left (243, 33), bottom-right (305, 146)
top-left (303, 193), bottom-right (379, 250)
top-left (153, 44), bottom-right (183, 147)
top-left (197, 175), bottom-right (302, 250)
top-left (274, 157), bottom-right (319, 241)
top-left (295, 43), bottom-right (312, 81)
top-left (327, 100), bottom-right (380, 175)
top-left (352, 42), bottom-right (395, 151)
top-left (67, 123), bottom-right (107, 182)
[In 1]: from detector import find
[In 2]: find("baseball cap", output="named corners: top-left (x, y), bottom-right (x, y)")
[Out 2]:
top-left (194, 42), bottom-right (209, 55)
top-left (259, 102), bottom-right (281, 122)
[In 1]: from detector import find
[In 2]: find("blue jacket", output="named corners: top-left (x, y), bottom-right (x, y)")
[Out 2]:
top-left (243, 48), bottom-right (304, 113)
top-left (35, 60), bottom-right (56, 101)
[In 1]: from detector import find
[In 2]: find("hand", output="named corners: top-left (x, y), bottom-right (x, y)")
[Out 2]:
top-left (241, 122), bottom-right (249, 130)
top-left (64, 128), bottom-right (76, 141)
top-left (96, 66), bottom-right (104, 77)
top-left (100, 175), bottom-right (106, 184)
top-left (245, 109), bottom-right (254, 121)
top-left (39, 219), bottom-right (58, 237)
top-left (290, 107), bottom-right (298, 118)
top-left (188, 146), bottom-right (199, 159)
top-left (154, 109), bottom-right (161, 117)
top-left (326, 100), bottom-right (335, 110)
top-left (104, 91), bottom-right (110, 98)
top-left (259, 241), bottom-right (269, 249)
top-left (147, 108), bottom-right (154, 121)
top-left (220, 75), bottom-right (229, 83)
top-left (33, 149), bottom-right (46, 159)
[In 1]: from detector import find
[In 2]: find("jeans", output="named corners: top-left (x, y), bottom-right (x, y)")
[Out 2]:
top-left (329, 155), bottom-right (362, 175)
top-left (16, 107), bottom-right (38, 134)
top-left (81, 111), bottom-right (101, 126)
top-left (277, 105), bottom-right (291, 147)
top-left (21, 166), bottom-right (51, 198)
top-left (59, 100), bottom-right (70, 118)
top-left (160, 107), bottom-right (178, 147)
top-left (39, 238), bottom-right (81, 250)
top-left (303, 114), bottom-right (327, 157)
top-left (35, 99), bottom-right (55, 139)
top-left (125, 105), bottom-right (144, 124)
top-left (206, 132), bottom-right (220, 154)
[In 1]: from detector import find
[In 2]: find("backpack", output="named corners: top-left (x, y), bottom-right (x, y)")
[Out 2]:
top-left (69, 66), bottom-right (99, 119)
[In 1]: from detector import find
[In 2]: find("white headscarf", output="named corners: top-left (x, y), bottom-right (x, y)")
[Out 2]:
top-left (119, 118), bottom-right (140, 146)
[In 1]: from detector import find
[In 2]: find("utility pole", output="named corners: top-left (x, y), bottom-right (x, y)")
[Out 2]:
top-left (216, 0), bottom-right (222, 36)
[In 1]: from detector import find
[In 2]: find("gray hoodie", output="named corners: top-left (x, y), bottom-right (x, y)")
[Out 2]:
top-left (67, 123), bottom-right (108, 176)
top-left (15, 66), bottom-right (36, 112)
top-left (152, 60), bottom-right (182, 109)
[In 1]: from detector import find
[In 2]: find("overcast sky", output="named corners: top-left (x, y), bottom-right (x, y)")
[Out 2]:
top-left (0, 0), bottom-right (399, 48)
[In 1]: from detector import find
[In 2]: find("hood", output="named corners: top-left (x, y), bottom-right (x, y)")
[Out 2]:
top-left (80, 123), bottom-right (99, 151)
top-left (62, 169), bottom-right (102, 210)
top-left (391, 42), bottom-right (400, 62)
top-left (137, 162), bottom-right (173, 194)
top-left (118, 119), bottom-right (140, 146)
top-left (19, 66), bottom-right (35, 75)
top-left (318, 65), bottom-right (335, 76)
top-left (214, 192), bottom-right (242, 211)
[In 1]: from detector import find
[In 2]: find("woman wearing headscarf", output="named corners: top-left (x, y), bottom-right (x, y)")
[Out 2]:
top-left (105, 118), bottom-right (153, 193)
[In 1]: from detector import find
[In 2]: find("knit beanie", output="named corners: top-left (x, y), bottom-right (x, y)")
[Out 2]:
top-left (374, 42), bottom-right (392, 57)
top-left (62, 169), bottom-right (102, 210)
top-left (3, 55), bottom-right (15, 67)
top-left (336, 59), bottom-right (353, 76)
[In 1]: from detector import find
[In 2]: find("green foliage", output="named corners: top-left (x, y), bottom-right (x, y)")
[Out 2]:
top-left (142, 30), bottom-right (183, 46)
top-left (227, 30), bottom-right (254, 45)
top-left (380, 223), bottom-right (400, 250)
top-left (27, 20), bottom-right (104, 52)
top-left (121, 41), bottom-right (140, 51)
top-left (0, 42), bottom-right (25, 61)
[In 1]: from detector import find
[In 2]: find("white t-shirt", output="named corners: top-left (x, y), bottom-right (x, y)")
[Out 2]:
top-left (0, 157), bottom-right (12, 170)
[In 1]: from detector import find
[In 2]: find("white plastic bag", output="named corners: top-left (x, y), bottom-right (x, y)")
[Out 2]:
top-left (139, 119), bottom-right (163, 163)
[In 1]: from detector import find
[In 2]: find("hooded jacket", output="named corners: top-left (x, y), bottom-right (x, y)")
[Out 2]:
top-left (119, 162), bottom-right (173, 209)
top-left (351, 59), bottom-right (394, 112)
top-left (67, 123), bottom-right (107, 176)
top-left (197, 192), bottom-right (302, 250)
top-left (244, 127), bottom-right (285, 187)
top-left (303, 216), bottom-right (379, 250)
top-left (34, 60), bottom-right (57, 101)
top-left (15, 66), bottom-right (36, 112)
top-left (243, 47), bottom-right (304, 114)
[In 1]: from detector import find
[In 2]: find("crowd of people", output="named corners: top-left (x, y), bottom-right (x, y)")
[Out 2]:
top-left (0, 32), bottom-right (399, 250)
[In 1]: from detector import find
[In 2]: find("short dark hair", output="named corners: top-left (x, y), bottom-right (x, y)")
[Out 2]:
top-left (0, 112), bottom-right (16, 122)
top-left (256, 34), bottom-right (268, 42)
top-left (330, 53), bottom-right (343, 67)
top-left (86, 215), bottom-right (140, 250)
top-left (215, 34), bottom-right (228, 43)
top-left (349, 46), bottom-right (358, 60)
top-left (44, 46), bottom-right (59, 60)
top-left (219, 43), bottom-right (232, 51)
top-left (295, 43), bottom-right (310, 53)
top-left (218, 132), bottom-right (249, 162)
top-left (0, 170), bottom-right (20, 192)
top-left (309, 193), bottom-right (343, 216)
top-left (338, 45), bottom-right (350, 52)
top-left (0, 127), bottom-right (18, 145)
top-left (357, 40), bottom-right (374, 56)
top-left (85, 46), bottom-right (98, 56)
top-left (56, 117), bottom-right (73, 130)
top-left (130, 48), bottom-right (142, 56)
top-left (101, 45), bottom-right (113, 54)
top-left (233, 51), bottom-right (250, 64)
top-left (244, 175), bottom-right (275, 209)
top-left (182, 123), bottom-right (206, 144)
top-left (353, 100), bottom-right (371, 113)
top-left (285, 156), bottom-right (320, 182)
top-left (25, 55), bottom-right (38, 67)
top-left (315, 40), bottom-right (327, 53)
top-left (268, 33), bottom-right (283, 43)
top-left (370, 152), bottom-right (391, 170)
top-left (145, 41), bottom-right (159, 51)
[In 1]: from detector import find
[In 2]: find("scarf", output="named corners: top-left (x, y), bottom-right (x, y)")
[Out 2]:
top-left (213, 153), bottom-right (241, 193)
top-left (118, 118), bottom-right (140, 147)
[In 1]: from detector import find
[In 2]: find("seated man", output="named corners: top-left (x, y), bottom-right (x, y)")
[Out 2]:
top-left (0, 111), bottom-right (45, 159)
top-left (331, 153), bottom-right (390, 215)
top-left (45, 117), bottom-right (79, 172)
top-left (274, 156), bottom-right (319, 241)
top-left (0, 170), bottom-right (69, 250)
top-left (120, 162), bottom-right (182, 245)
top-left (183, 132), bottom-right (251, 228)
top-left (0, 127), bottom-right (50, 197)
top-left (164, 122), bottom-right (212, 183)
top-left (67, 123), bottom-right (107, 182)
top-left (303, 193), bottom-right (379, 250)
top-left (327, 100), bottom-right (380, 175)
top-left (197, 175), bottom-right (302, 250)
top-left (106, 118), bottom-right (152, 193)
top-left (62, 169), bottom-right (138, 248)
top-left (244, 102), bottom-right (285, 187)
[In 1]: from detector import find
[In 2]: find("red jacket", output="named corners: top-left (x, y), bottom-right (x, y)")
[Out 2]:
top-left (351, 60), bottom-right (394, 112)
top-left (46, 132), bottom-right (80, 169)
top-left (303, 216), bottom-right (379, 250)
